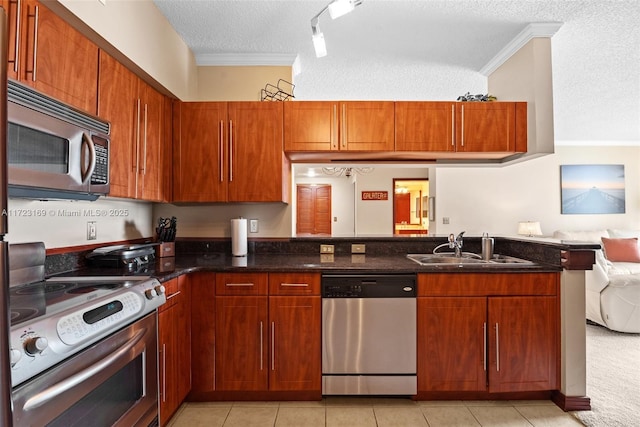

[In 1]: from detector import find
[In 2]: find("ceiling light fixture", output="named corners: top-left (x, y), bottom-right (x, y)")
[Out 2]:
top-left (322, 167), bottom-right (374, 177)
top-left (311, 0), bottom-right (364, 58)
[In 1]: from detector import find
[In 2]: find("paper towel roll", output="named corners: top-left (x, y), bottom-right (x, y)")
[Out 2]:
top-left (231, 218), bottom-right (247, 256)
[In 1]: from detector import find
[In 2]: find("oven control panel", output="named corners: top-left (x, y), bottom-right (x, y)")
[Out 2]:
top-left (57, 292), bottom-right (143, 345)
top-left (9, 278), bottom-right (166, 388)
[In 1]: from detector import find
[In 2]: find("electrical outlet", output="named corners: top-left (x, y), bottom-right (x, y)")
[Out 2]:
top-left (320, 244), bottom-right (334, 254)
top-left (87, 221), bottom-right (97, 240)
top-left (351, 244), bottom-right (366, 254)
top-left (443, 217), bottom-right (450, 224)
top-left (249, 219), bottom-right (259, 233)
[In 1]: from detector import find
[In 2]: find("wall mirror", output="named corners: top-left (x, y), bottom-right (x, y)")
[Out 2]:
top-left (393, 179), bottom-right (429, 234)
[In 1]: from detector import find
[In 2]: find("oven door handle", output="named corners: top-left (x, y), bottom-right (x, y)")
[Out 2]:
top-left (22, 328), bottom-right (146, 411)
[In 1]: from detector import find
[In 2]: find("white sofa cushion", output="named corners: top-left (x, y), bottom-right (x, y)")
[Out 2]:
top-left (608, 262), bottom-right (640, 276)
top-left (552, 229), bottom-right (609, 242)
top-left (607, 229), bottom-right (640, 239)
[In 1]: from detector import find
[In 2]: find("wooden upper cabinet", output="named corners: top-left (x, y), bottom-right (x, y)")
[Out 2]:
top-left (455, 102), bottom-right (526, 153)
top-left (12, 0), bottom-right (99, 114)
top-left (173, 102), bottom-right (228, 202)
top-left (284, 101), bottom-right (394, 152)
top-left (174, 101), bottom-right (289, 203)
top-left (396, 101), bottom-right (526, 154)
top-left (284, 101), bottom-right (336, 151)
top-left (137, 81), bottom-right (165, 201)
top-left (98, 52), bottom-right (138, 199)
top-left (98, 52), bottom-right (166, 201)
top-left (395, 102), bottom-right (455, 152)
top-left (227, 102), bottom-right (288, 203)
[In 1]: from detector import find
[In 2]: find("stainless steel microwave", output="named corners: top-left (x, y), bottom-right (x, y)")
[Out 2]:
top-left (7, 81), bottom-right (110, 201)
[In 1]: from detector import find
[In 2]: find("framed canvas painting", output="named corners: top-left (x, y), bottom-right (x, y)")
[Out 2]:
top-left (560, 164), bottom-right (625, 214)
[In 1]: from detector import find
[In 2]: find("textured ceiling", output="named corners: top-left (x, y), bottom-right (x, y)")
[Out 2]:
top-left (153, 0), bottom-right (640, 144)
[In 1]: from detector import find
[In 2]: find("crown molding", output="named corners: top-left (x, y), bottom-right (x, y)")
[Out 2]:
top-left (480, 22), bottom-right (563, 76)
top-left (195, 53), bottom-right (299, 67)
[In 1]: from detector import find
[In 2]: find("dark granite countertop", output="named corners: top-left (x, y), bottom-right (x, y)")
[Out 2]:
top-left (46, 236), bottom-right (597, 281)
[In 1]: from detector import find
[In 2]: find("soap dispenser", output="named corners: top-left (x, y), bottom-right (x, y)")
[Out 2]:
top-left (481, 232), bottom-right (494, 261)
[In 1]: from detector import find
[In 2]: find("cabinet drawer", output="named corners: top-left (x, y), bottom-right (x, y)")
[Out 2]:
top-left (159, 278), bottom-right (180, 312)
top-left (215, 272), bottom-right (268, 295)
top-left (269, 273), bottom-right (320, 295)
top-left (418, 273), bottom-right (559, 297)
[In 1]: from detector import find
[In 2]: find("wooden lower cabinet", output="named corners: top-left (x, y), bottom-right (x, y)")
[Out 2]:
top-left (417, 273), bottom-right (559, 395)
top-left (213, 272), bottom-right (321, 394)
top-left (158, 276), bottom-right (191, 426)
top-left (269, 296), bottom-right (321, 391)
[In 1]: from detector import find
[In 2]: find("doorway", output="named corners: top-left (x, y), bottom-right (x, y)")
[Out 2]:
top-left (296, 184), bottom-right (332, 235)
top-left (393, 179), bottom-right (429, 234)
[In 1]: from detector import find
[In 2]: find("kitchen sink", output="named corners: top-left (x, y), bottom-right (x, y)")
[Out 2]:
top-left (406, 253), bottom-right (534, 266)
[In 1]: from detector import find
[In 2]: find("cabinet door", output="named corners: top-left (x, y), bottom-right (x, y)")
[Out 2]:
top-left (4, 0), bottom-right (20, 81)
top-left (158, 304), bottom-right (177, 427)
top-left (175, 275), bottom-right (191, 403)
top-left (269, 296), bottom-right (321, 391)
top-left (137, 81), bottom-right (165, 201)
top-left (227, 102), bottom-right (287, 202)
top-left (395, 102), bottom-right (455, 152)
top-left (488, 296), bottom-right (557, 393)
top-left (173, 102), bottom-right (228, 202)
top-left (455, 102), bottom-right (516, 152)
top-left (268, 272), bottom-right (321, 296)
top-left (22, 0), bottom-right (98, 114)
top-left (418, 297), bottom-right (486, 392)
top-left (341, 101), bottom-right (395, 151)
top-left (98, 52), bottom-right (138, 199)
top-left (284, 101), bottom-right (337, 151)
top-left (190, 273), bottom-right (216, 393)
top-left (215, 296), bottom-right (268, 391)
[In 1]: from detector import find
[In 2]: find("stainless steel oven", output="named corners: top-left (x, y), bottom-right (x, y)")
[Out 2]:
top-left (12, 313), bottom-right (159, 427)
top-left (8, 242), bottom-right (166, 427)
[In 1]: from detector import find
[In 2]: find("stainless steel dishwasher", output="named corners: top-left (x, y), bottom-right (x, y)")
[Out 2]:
top-left (322, 273), bottom-right (417, 395)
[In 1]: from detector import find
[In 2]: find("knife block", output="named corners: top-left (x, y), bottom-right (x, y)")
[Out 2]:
top-left (156, 242), bottom-right (175, 258)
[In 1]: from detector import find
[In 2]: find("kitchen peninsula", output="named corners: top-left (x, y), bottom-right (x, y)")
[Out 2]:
top-left (45, 235), bottom-right (598, 423)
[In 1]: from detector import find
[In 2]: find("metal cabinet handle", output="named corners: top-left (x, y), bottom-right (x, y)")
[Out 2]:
top-left (451, 104), bottom-right (455, 147)
top-left (11, 0), bottom-right (22, 73)
top-left (225, 283), bottom-right (254, 287)
top-left (142, 104), bottom-right (148, 174)
top-left (280, 283), bottom-right (309, 287)
top-left (483, 322), bottom-right (487, 371)
top-left (259, 321), bottom-right (263, 371)
top-left (29, 4), bottom-right (39, 81)
top-left (461, 105), bottom-right (465, 147)
top-left (495, 322), bottom-right (500, 372)
top-left (166, 290), bottom-right (181, 300)
top-left (161, 343), bottom-right (167, 402)
top-left (332, 104), bottom-right (338, 149)
top-left (23, 328), bottom-right (145, 410)
top-left (341, 104), bottom-right (347, 148)
top-left (229, 120), bottom-right (234, 182)
top-left (134, 99), bottom-right (141, 173)
top-left (271, 322), bottom-right (275, 371)
top-left (219, 120), bottom-right (224, 182)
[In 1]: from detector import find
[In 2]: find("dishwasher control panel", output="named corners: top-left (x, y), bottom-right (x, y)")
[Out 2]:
top-left (321, 273), bottom-right (416, 298)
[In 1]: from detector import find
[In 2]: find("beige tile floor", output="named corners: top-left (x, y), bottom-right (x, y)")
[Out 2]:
top-left (167, 397), bottom-right (586, 427)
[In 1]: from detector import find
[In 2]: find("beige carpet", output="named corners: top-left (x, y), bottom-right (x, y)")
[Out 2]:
top-left (573, 323), bottom-right (640, 427)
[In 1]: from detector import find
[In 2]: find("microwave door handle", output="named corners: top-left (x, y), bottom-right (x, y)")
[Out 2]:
top-left (80, 133), bottom-right (96, 184)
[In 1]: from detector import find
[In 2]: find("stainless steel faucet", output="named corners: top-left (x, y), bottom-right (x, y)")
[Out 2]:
top-left (448, 231), bottom-right (465, 257)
